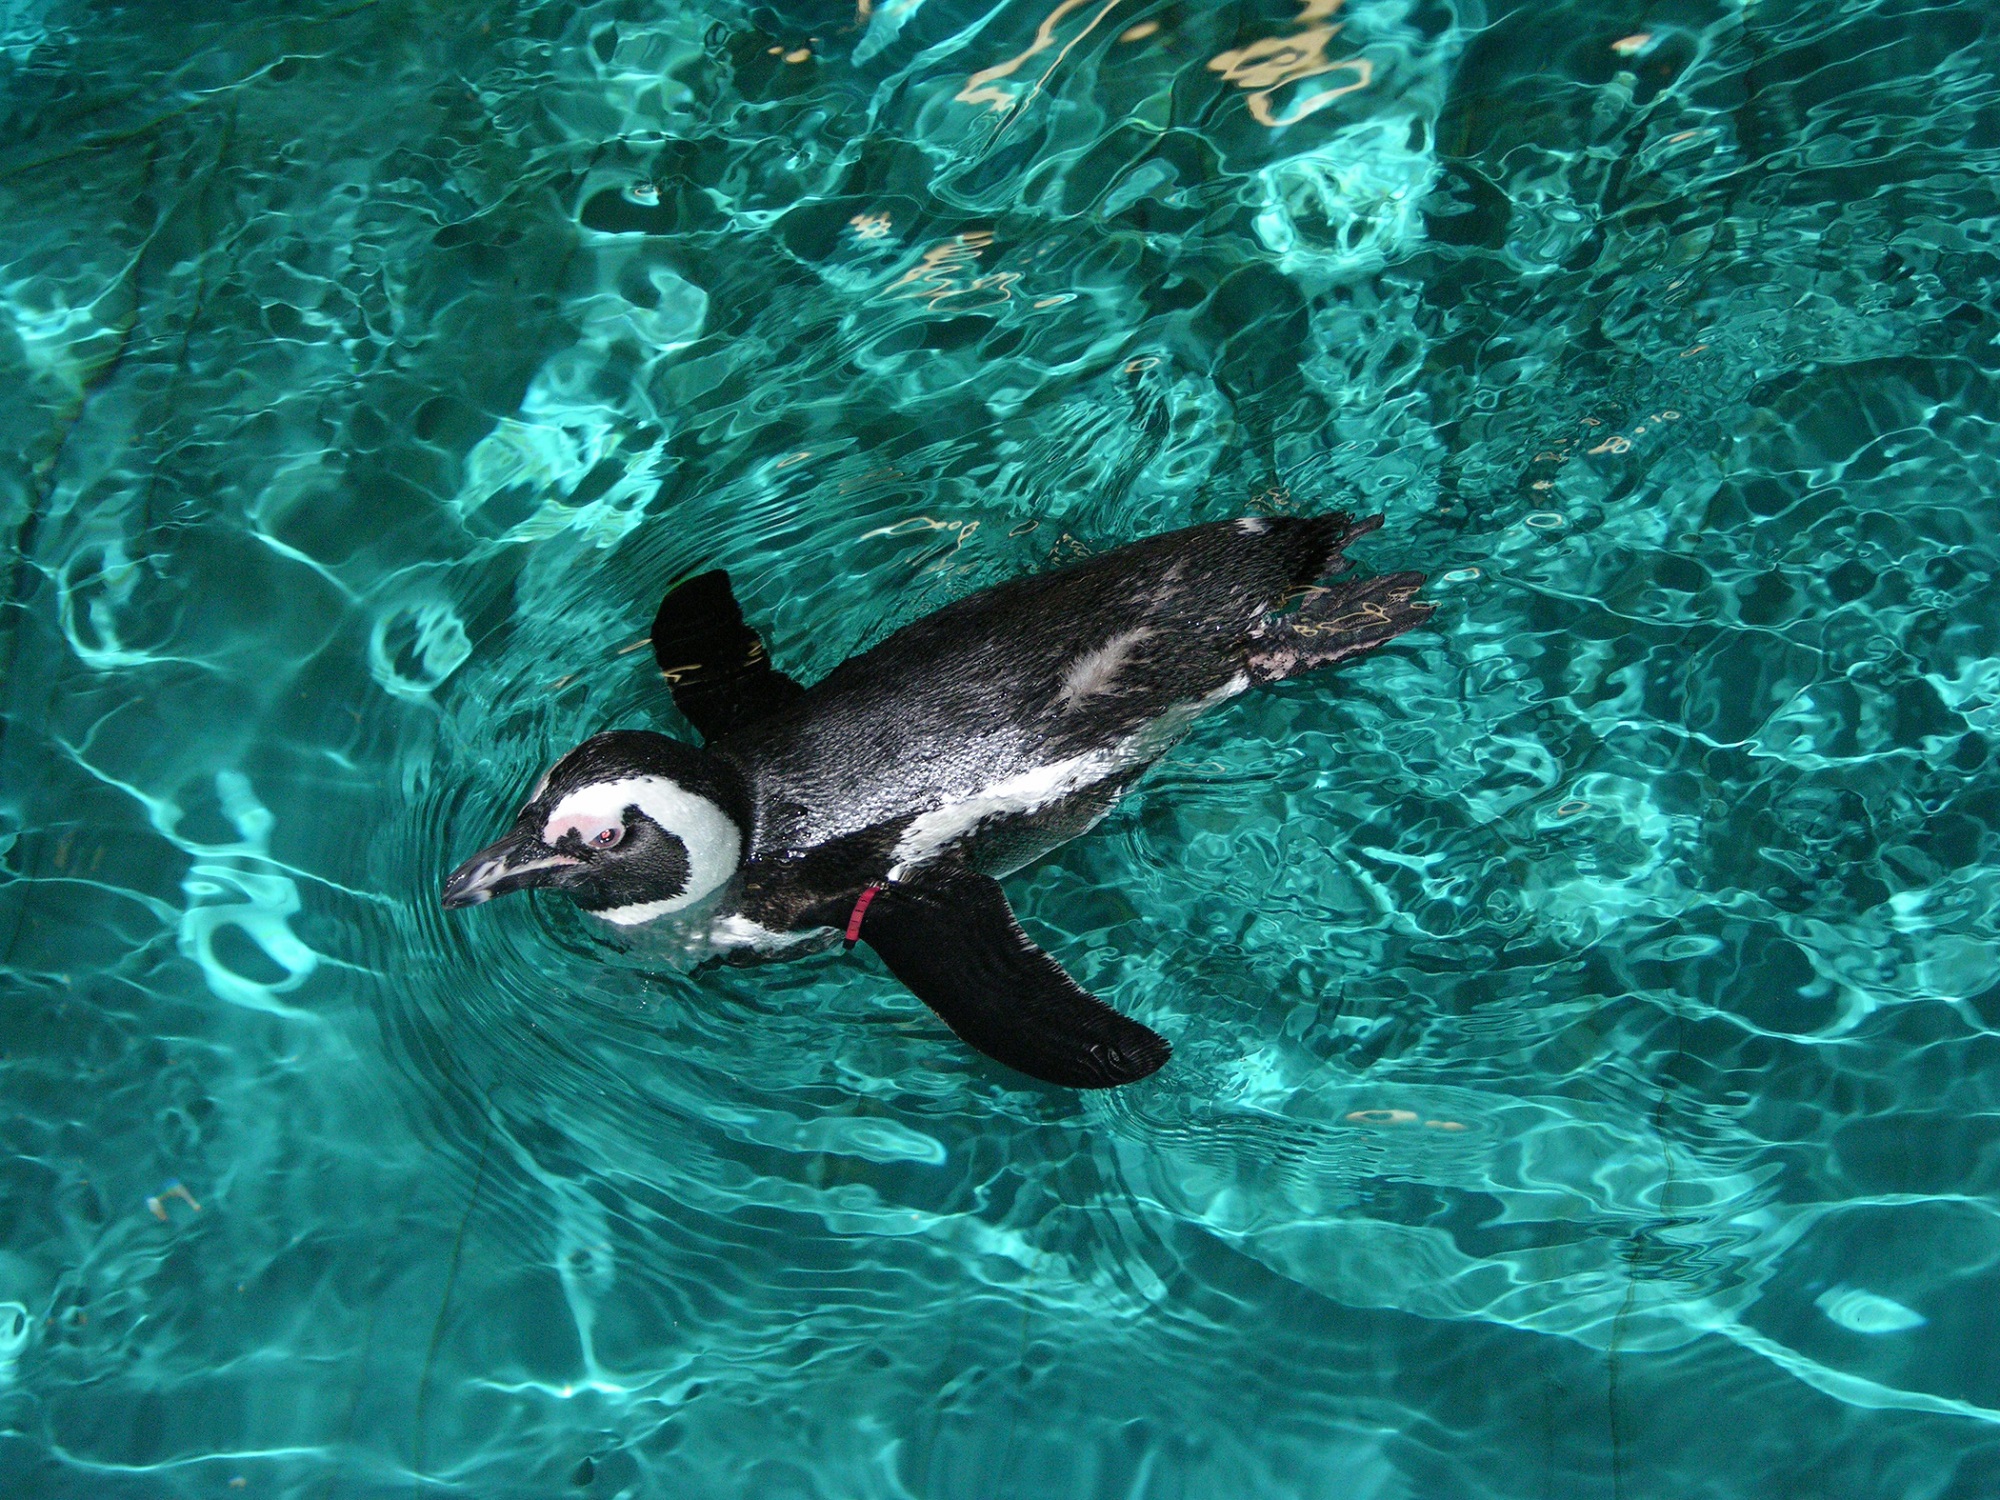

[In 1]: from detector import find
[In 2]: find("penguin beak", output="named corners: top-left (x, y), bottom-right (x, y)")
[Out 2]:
top-left (441, 828), bottom-right (580, 909)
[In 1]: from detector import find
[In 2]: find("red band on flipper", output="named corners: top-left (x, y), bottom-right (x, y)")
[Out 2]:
top-left (844, 883), bottom-right (885, 945)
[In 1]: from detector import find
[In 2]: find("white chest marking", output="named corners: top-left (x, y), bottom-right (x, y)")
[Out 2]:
top-left (891, 670), bottom-right (1256, 875)
top-left (890, 752), bottom-right (1110, 875)
top-left (546, 775), bottom-right (741, 925)
top-left (710, 915), bottom-right (834, 952)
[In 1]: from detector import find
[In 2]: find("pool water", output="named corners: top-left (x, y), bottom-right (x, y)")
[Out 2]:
top-left (4, 0), bottom-right (1999, 1494)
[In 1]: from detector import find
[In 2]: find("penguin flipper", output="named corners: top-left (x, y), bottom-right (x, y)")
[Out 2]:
top-left (859, 865), bottom-right (1171, 1088)
top-left (650, 570), bottom-right (806, 741)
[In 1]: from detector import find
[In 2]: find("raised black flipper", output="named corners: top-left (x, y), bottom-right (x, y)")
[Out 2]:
top-left (650, 570), bottom-right (806, 742)
top-left (1247, 570), bottom-right (1433, 683)
top-left (855, 864), bottom-right (1171, 1088)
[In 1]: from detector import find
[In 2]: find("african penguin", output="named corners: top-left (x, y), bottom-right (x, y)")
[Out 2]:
top-left (443, 512), bottom-right (1433, 1089)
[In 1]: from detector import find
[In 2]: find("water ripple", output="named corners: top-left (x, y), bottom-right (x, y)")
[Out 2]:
top-left (5, 0), bottom-right (2000, 1494)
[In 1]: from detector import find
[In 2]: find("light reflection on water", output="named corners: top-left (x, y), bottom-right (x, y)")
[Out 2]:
top-left (4, 0), bottom-right (2000, 1495)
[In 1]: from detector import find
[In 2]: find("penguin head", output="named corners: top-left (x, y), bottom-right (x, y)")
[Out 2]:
top-left (441, 730), bottom-right (748, 923)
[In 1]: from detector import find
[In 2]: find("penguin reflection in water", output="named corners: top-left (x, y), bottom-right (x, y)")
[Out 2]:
top-left (443, 514), bottom-right (1431, 1088)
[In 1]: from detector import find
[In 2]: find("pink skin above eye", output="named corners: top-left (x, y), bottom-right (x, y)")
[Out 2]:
top-left (543, 813), bottom-right (624, 849)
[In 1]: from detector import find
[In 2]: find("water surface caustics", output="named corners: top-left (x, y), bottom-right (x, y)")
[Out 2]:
top-left (3, 0), bottom-right (2000, 1495)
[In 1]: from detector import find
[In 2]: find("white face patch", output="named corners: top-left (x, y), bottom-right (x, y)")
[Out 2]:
top-left (1235, 516), bottom-right (1269, 535)
top-left (543, 775), bottom-right (741, 924)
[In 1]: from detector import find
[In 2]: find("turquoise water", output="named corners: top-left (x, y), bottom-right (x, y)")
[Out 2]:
top-left (4, 0), bottom-right (1999, 1493)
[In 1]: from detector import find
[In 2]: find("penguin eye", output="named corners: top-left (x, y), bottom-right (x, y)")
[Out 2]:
top-left (592, 825), bottom-right (624, 849)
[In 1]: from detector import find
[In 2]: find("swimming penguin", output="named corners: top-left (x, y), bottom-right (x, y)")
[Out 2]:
top-left (442, 513), bottom-right (1431, 1088)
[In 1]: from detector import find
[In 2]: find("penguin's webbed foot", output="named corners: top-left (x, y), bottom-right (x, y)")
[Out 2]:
top-left (1248, 571), bottom-right (1433, 683)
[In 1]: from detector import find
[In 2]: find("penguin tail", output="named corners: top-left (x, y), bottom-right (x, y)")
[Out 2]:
top-left (1247, 570), bottom-right (1433, 684)
top-left (1291, 510), bottom-right (1385, 589)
